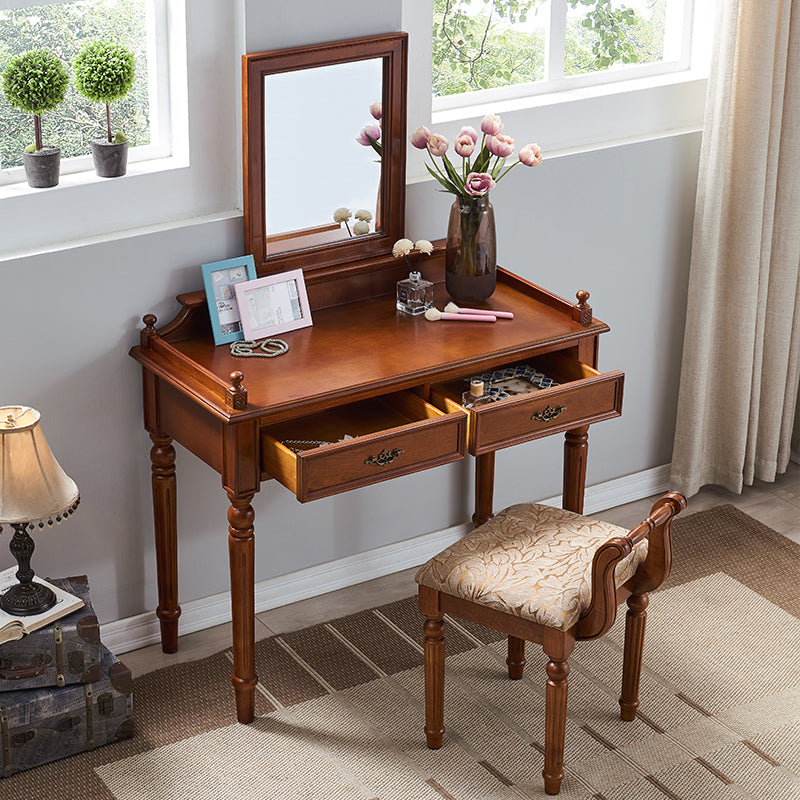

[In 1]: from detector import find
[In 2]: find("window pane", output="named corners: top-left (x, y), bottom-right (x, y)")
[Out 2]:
top-left (432, 0), bottom-right (548, 98)
top-left (565, 0), bottom-right (675, 77)
top-left (0, 0), bottom-right (151, 169)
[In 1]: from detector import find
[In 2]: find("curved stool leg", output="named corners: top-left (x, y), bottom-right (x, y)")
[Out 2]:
top-left (543, 656), bottom-right (570, 795)
top-left (507, 636), bottom-right (526, 679)
top-left (620, 592), bottom-right (649, 721)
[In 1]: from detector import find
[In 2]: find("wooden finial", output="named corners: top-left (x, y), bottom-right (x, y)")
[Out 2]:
top-left (225, 371), bottom-right (248, 410)
top-left (574, 290), bottom-right (592, 326)
top-left (140, 314), bottom-right (158, 346)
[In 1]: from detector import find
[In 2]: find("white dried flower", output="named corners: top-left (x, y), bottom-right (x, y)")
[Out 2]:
top-left (333, 207), bottom-right (352, 223)
top-left (392, 238), bottom-right (414, 258)
top-left (354, 209), bottom-right (373, 222)
top-left (353, 219), bottom-right (370, 236)
top-left (414, 240), bottom-right (433, 255)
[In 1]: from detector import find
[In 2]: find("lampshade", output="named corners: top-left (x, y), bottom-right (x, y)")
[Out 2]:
top-left (0, 406), bottom-right (80, 526)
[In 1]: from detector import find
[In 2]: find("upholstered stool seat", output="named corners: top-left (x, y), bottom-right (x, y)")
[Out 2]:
top-left (416, 503), bottom-right (649, 631)
top-left (416, 493), bottom-right (686, 795)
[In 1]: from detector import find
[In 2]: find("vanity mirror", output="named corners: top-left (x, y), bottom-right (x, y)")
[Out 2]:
top-left (243, 33), bottom-right (408, 279)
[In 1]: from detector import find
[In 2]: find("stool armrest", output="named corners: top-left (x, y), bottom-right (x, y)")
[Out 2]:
top-left (576, 538), bottom-right (630, 639)
top-left (576, 492), bottom-right (686, 640)
top-left (626, 492), bottom-right (687, 595)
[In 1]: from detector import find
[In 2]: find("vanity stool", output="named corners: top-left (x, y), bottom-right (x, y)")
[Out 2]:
top-left (415, 492), bottom-right (687, 795)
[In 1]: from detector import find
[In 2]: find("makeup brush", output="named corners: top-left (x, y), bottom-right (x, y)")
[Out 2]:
top-left (425, 307), bottom-right (497, 322)
top-left (444, 301), bottom-right (514, 319)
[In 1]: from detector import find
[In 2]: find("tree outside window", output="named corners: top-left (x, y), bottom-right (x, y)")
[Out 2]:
top-left (433, 0), bottom-right (678, 98)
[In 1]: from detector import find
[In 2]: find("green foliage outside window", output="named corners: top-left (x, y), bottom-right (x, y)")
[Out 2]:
top-left (0, 1), bottom-right (149, 170)
top-left (433, 0), bottom-right (667, 97)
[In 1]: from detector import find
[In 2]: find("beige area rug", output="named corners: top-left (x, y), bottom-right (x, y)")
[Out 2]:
top-left (6, 505), bottom-right (800, 800)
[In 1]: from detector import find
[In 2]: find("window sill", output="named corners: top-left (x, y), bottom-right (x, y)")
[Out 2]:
top-left (0, 152), bottom-right (186, 201)
top-left (408, 70), bottom-right (708, 181)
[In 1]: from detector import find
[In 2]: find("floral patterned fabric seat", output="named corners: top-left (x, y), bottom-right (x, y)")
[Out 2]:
top-left (415, 502), bottom-right (649, 632)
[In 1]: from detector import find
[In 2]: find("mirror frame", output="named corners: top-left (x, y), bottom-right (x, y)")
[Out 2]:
top-left (243, 33), bottom-right (408, 279)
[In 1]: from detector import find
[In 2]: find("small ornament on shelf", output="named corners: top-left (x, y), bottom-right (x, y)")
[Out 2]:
top-left (394, 238), bottom-right (434, 316)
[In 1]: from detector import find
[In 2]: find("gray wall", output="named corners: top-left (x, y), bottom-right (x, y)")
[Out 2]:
top-left (0, 1), bottom-right (699, 627)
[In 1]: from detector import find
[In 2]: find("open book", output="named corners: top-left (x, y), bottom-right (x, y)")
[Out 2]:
top-left (0, 567), bottom-right (84, 645)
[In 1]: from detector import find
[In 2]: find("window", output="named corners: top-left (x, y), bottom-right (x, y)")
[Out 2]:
top-left (433, 0), bottom-right (698, 110)
top-left (0, 0), bottom-right (169, 181)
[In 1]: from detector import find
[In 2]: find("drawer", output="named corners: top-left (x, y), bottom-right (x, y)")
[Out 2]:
top-left (261, 392), bottom-right (467, 502)
top-left (430, 350), bottom-right (624, 455)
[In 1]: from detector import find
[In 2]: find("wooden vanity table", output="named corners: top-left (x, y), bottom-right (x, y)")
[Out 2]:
top-left (130, 258), bottom-right (623, 723)
top-left (129, 32), bottom-right (623, 724)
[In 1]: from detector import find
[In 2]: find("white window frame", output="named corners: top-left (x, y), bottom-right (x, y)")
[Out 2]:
top-left (404, 0), bottom-right (716, 181)
top-left (433, 0), bottom-right (699, 113)
top-left (0, 0), bottom-right (242, 261)
top-left (0, 0), bottom-right (172, 187)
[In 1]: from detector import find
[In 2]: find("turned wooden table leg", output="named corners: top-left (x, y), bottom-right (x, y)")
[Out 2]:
top-left (150, 433), bottom-right (180, 653)
top-left (563, 425), bottom-right (589, 514)
top-left (419, 585), bottom-right (445, 749)
top-left (620, 592), bottom-right (649, 721)
top-left (543, 657), bottom-right (570, 795)
top-left (227, 491), bottom-right (257, 724)
top-left (473, 451), bottom-right (495, 528)
top-left (507, 636), bottom-right (526, 680)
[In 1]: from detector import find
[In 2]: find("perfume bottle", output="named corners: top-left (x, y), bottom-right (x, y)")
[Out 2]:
top-left (462, 379), bottom-right (494, 409)
top-left (396, 270), bottom-right (434, 315)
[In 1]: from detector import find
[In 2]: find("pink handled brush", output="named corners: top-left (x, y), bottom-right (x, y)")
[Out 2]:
top-left (444, 301), bottom-right (513, 319)
top-left (425, 307), bottom-right (497, 322)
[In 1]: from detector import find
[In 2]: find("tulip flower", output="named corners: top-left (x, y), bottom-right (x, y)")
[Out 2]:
top-left (486, 133), bottom-right (515, 158)
top-left (458, 125), bottom-right (479, 144)
top-left (464, 172), bottom-right (496, 196)
top-left (454, 133), bottom-right (476, 158)
top-left (369, 101), bottom-right (382, 120)
top-left (426, 134), bottom-right (449, 157)
top-left (518, 143), bottom-right (543, 167)
top-left (480, 114), bottom-right (503, 136)
top-left (409, 125), bottom-right (431, 149)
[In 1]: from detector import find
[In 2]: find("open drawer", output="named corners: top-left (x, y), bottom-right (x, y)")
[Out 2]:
top-left (261, 392), bottom-right (467, 502)
top-left (429, 350), bottom-right (624, 455)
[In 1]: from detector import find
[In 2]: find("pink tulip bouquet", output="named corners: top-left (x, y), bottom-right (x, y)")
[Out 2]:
top-left (409, 113), bottom-right (542, 198)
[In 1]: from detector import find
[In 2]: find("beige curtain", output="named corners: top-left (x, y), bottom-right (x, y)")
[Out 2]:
top-left (670, 0), bottom-right (800, 497)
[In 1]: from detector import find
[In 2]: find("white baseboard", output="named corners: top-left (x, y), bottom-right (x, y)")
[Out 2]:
top-left (102, 464), bottom-right (673, 655)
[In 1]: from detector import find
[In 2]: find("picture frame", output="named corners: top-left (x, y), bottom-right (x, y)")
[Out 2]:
top-left (201, 255), bottom-right (258, 345)
top-left (234, 268), bottom-right (313, 340)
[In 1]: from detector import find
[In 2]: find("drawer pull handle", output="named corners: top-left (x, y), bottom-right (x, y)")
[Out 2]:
top-left (531, 405), bottom-right (566, 422)
top-left (365, 448), bottom-right (404, 467)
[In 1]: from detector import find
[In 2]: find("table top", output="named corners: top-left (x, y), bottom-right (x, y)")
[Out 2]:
top-left (130, 269), bottom-right (607, 425)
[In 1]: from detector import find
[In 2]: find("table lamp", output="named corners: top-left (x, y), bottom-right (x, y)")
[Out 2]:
top-left (0, 406), bottom-right (80, 616)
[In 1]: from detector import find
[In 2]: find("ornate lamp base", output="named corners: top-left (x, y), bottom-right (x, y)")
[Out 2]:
top-left (0, 579), bottom-right (56, 616)
top-left (0, 523), bottom-right (57, 616)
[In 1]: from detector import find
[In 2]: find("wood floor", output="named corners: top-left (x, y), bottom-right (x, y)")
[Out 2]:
top-left (123, 461), bottom-right (800, 678)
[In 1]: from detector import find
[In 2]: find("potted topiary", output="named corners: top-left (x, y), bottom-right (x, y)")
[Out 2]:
top-left (73, 40), bottom-right (135, 178)
top-left (1, 50), bottom-right (68, 188)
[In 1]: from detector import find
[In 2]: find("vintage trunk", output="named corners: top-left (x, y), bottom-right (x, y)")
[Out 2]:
top-left (0, 576), bottom-right (101, 691)
top-left (0, 644), bottom-right (133, 777)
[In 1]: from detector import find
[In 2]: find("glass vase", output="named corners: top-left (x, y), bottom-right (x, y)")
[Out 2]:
top-left (445, 195), bottom-right (497, 303)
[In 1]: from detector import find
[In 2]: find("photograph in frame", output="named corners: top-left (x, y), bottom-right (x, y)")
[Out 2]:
top-left (234, 268), bottom-right (313, 340)
top-left (201, 255), bottom-right (258, 345)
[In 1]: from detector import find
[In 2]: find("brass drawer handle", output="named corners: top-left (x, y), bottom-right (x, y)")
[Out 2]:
top-left (365, 448), bottom-right (404, 467)
top-left (531, 405), bottom-right (566, 423)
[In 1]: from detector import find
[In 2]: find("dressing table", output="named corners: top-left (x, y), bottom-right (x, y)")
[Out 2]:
top-left (129, 32), bottom-right (624, 724)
